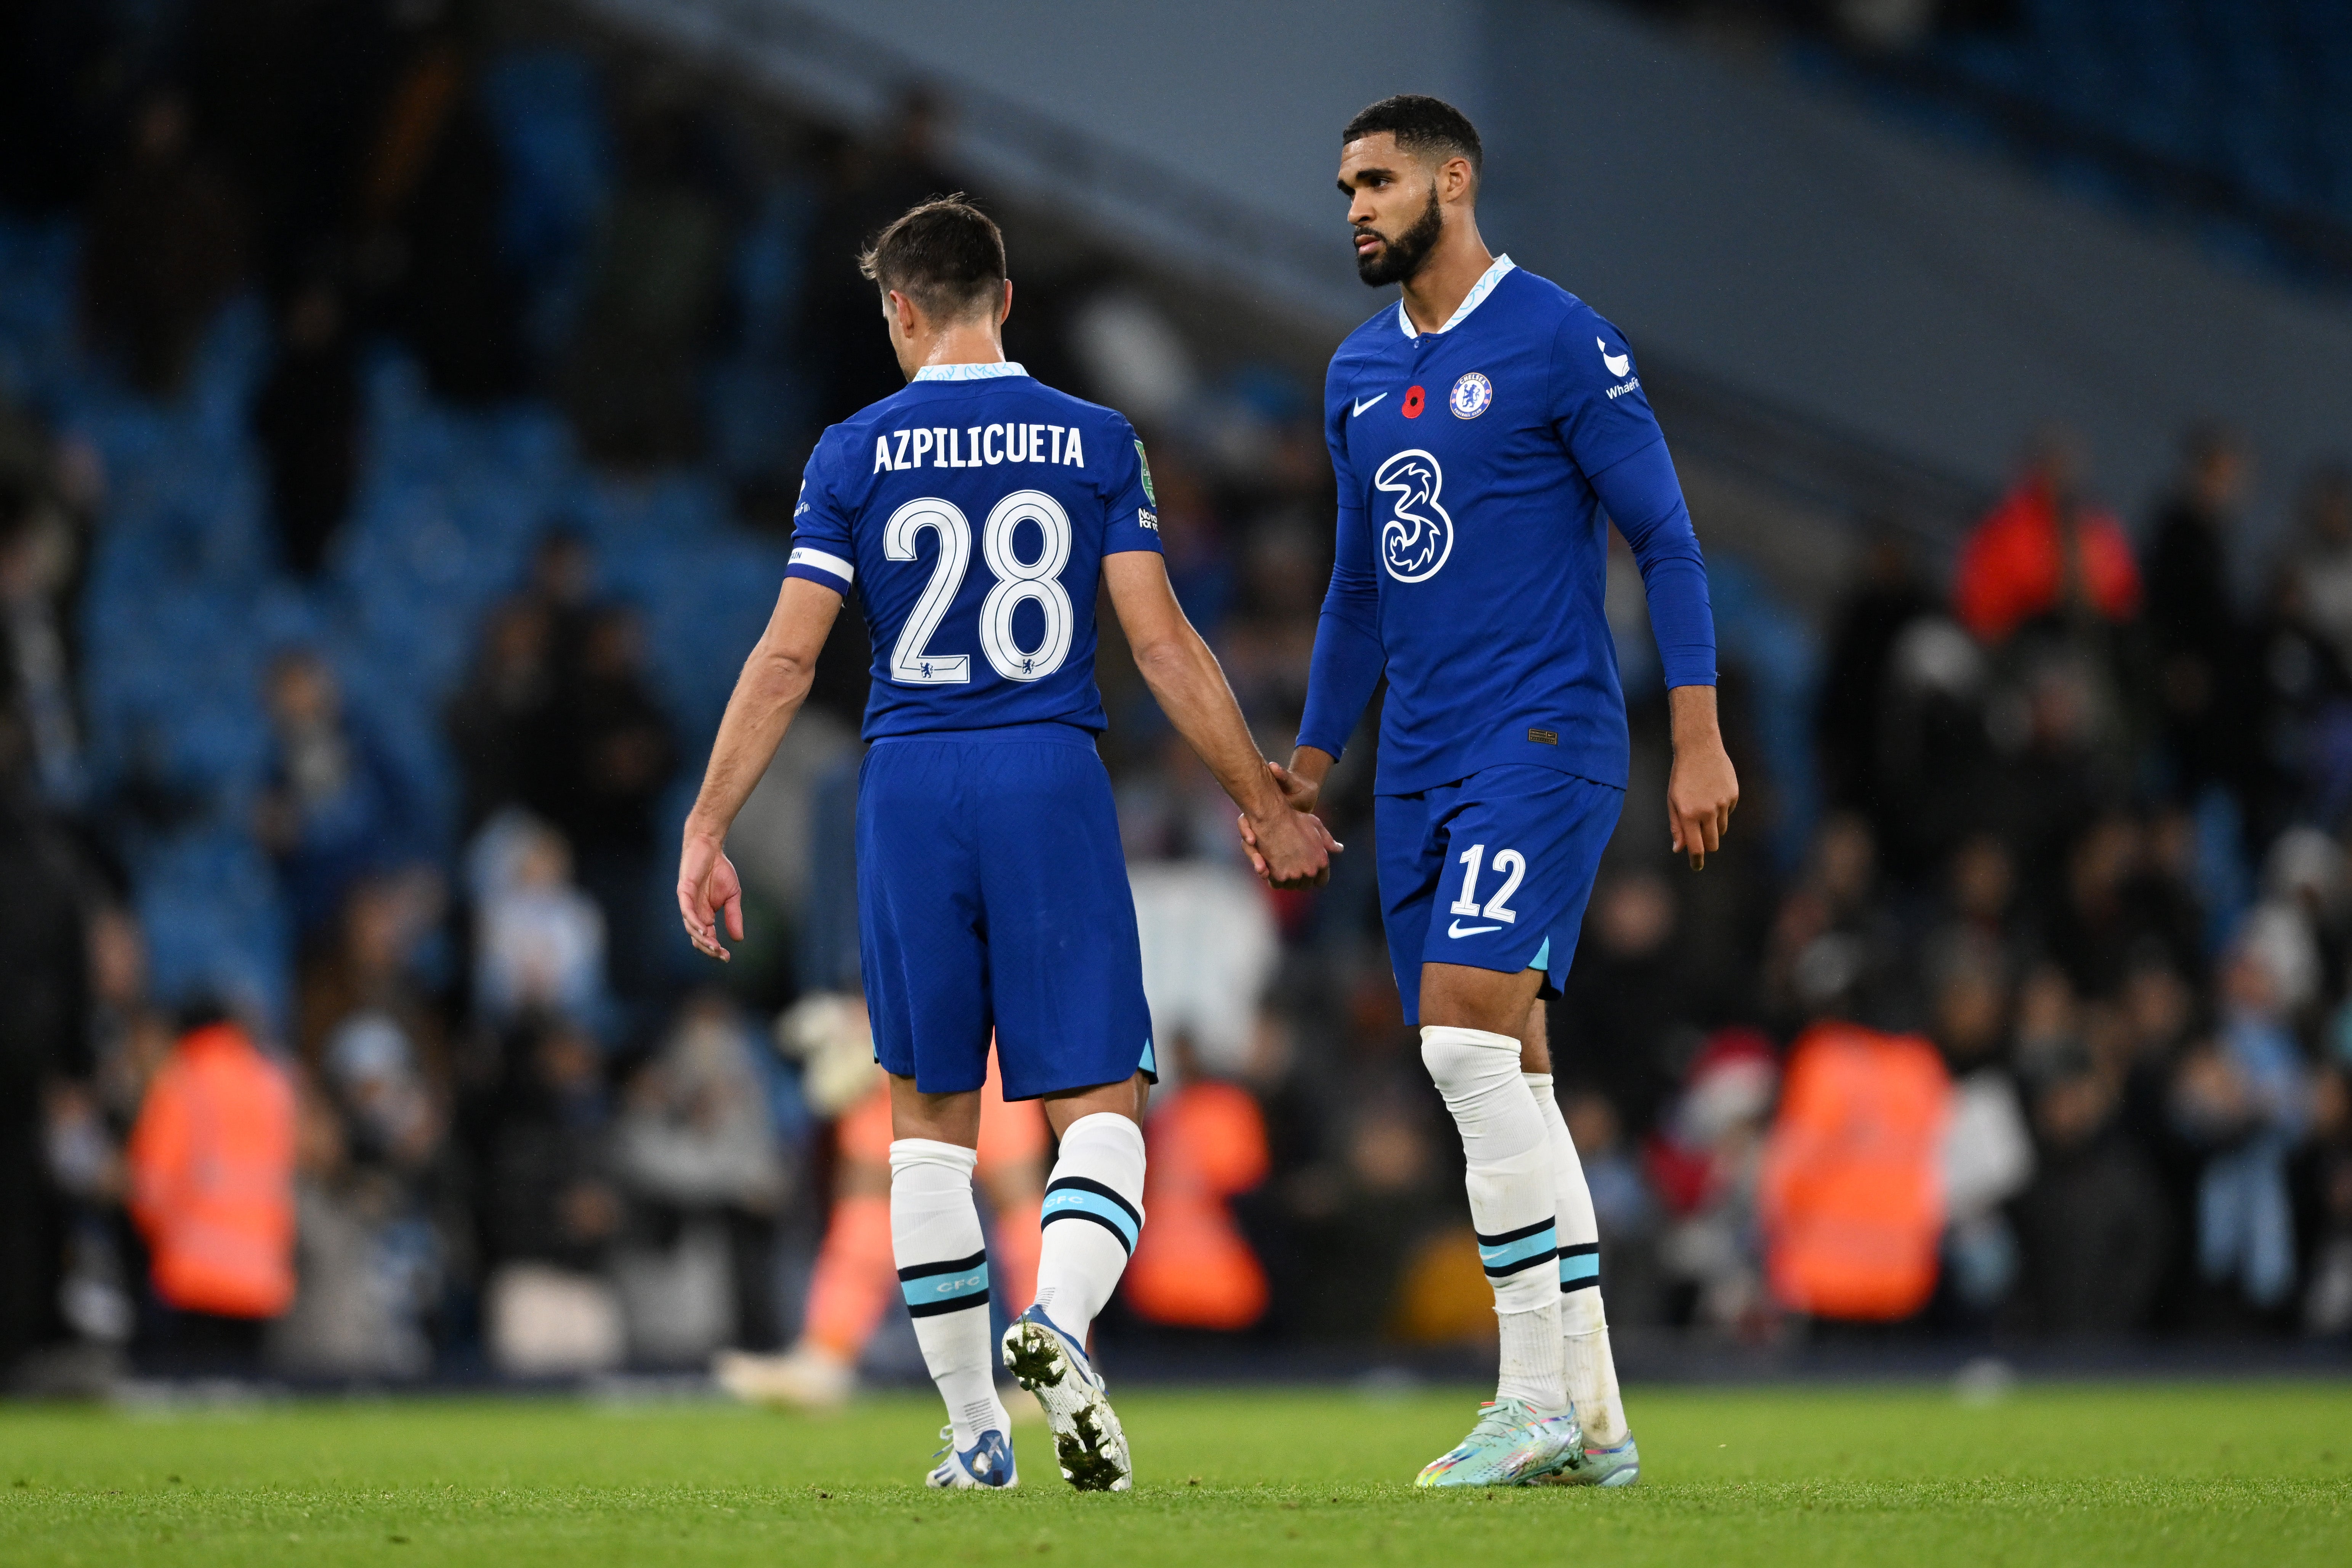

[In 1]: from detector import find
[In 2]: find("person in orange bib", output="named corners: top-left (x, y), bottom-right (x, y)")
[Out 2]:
top-left (718, 1044), bottom-right (1047, 1408)
top-left (126, 1018), bottom-right (297, 1369)
top-left (1759, 1019), bottom-right (1952, 1323)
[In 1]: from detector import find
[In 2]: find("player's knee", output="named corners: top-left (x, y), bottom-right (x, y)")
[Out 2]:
top-left (1419, 1024), bottom-right (1525, 1103)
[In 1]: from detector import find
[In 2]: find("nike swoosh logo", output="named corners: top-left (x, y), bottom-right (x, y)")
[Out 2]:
top-left (1352, 393), bottom-right (1388, 417)
top-left (1448, 919), bottom-right (1502, 938)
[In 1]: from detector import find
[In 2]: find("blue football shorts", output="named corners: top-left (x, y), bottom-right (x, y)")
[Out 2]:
top-left (857, 723), bottom-right (1157, 1100)
top-left (1374, 765), bottom-right (1625, 1026)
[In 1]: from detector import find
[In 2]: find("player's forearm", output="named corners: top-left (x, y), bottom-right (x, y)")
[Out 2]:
top-left (1295, 596), bottom-right (1384, 759)
top-left (1285, 745), bottom-right (1335, 792)
top-left (683, 640), bottom-right (815, 845)
top-left (1132, 630), bottom-right (1285, 819)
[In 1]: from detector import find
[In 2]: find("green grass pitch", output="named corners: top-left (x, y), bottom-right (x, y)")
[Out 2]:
top-left (2, 1382), bottom-right (2347, 1565)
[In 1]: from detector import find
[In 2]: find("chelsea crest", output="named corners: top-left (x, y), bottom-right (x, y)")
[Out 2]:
top-left (1448, 372), bottom-right (1492, 419)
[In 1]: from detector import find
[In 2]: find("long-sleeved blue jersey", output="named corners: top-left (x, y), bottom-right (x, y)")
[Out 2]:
top-left (1296, 257), bottom-right (1716, 794)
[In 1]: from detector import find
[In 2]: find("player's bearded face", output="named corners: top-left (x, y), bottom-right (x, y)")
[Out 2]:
top-left (1355, 183), bottom-right (1443, 286)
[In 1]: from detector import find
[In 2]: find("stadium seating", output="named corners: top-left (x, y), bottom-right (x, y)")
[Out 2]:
top-left (0, 43), bottom-right (797, 1029)
top-left (1793, 0), bottom-right (2352, 282)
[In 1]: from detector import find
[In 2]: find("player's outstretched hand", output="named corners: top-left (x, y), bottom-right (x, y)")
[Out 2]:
top-left (1668, 732), bottom-right (1740, 871)
top-left (677, 832), bottom-right (745, 962)
top-left (1237, 805), bottom-right (1341, 890)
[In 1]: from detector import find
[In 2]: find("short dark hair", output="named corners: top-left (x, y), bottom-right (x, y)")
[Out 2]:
top-left (859, 196), bottom-right (1006, 321)
top-left (1342, 95), bottom-right (1482, 176)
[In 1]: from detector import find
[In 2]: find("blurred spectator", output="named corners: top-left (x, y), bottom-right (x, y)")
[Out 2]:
top-left (1952, 430), bottom-right (2140, 647)
top-left (2046, 813), bottom-right (2201, 1002)
top-left (1868, 616), bottom-right (1998, 879)
top-left (612, 996), bottom-right (787, 1361)
top-left (1760, 1020), bottom-right (1950, 1324)
top-left (1557, 867), bottom-right (1697, 1135)
top-left (1760, 813), bottom-right (1900, 1034)
top-left (2014, 962), bottom-right (2172, 1333)
top-left (1926, 929), bottom-right (2032, 1318)
top-left (78, 89), bottom-right (249, 396)
top-left (360, 4), bottom-right (528, 403)
top-left (252, 274), bottom-right (361, 577)
top-left (477, 1014), bottom-right (624, 1375)
top-left (560, 83), bottom-right (735, 463)
top-left (2288, 464), bottom-right (2352, 673)
top-left (539, 607), bottom-right (677, 1008)
top-left (297, 870), bottom-right (447, 1074)
top-left (1816, 530), bottom-right (1936, 817)
top-left (1651, 1029), bottom-right (1780, 1334)
top-left (125, 1016), bottom-right (296, 1372)
top-left (481, 1015), bottom-right (617, 1274)
top-left (0, 468), bottom-right (85, 808)
top-left (445, 601), bottom-right (556, 835)
top-left (2306, 1058), bottom-right (2352, 1336)
top-left (1130, 855), bottom-right (1280, 1089)
top-left (0, 786), bottom-right (93, 1383)
top-left (523, 528), bottom-right (603, 680)
top-left (470, 813), bottom-right (607, 1027)
top-left (273, 1025), bottom-right (442, 1382)
top-left (1982, 651), bottom-right (2117, 888)
top-left (2144, 424), bottom-right (2255, 801)
top-left (256, 651), bottom-right (425, 946)
top-left (2173, 932), bottom-right (2315, 1315)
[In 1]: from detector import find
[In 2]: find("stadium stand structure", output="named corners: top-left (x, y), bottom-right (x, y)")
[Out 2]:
top-left (1781, 0), bottom-right (2352, 290)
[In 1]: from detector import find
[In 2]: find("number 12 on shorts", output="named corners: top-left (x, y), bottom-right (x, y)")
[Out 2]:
top-left (1448, 843), bottom-right (1525, 923)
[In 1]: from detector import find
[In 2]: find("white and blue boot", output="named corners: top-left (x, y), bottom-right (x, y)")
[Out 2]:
top-left (926, 1426), bottom-right (1018, 1489)
top-left (1559, 1434), bottom-right (1640, 1487)
top-left (1000, 1305), bottom-right (1132, 1492)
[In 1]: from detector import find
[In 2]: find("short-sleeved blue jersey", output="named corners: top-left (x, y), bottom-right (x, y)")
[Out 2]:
top-left (785, 363), bottom-right (1164, 741)
top-left (1297, 257), bottom-right (1716, 794)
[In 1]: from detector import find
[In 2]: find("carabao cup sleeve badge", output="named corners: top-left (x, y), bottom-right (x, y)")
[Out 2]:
top-left (1449, 372), bottom-right (1492, 419)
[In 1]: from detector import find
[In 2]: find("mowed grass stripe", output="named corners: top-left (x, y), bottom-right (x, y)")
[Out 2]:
top-left (0, 1384), bottom-right (2346, 1566)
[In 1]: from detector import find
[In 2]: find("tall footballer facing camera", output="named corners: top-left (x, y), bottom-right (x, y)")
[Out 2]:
top-left (1260, 97), bottom-right (1738, 1487)
top-left (678, 199), bottom-right (1336, 1493)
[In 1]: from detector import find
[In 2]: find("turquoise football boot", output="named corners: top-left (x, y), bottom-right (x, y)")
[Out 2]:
top-left (925, 1425), bottom-right (1018, 1489)
top-left (1415, 1400), bottom-right (1584, 1487)
top-left (1561, 1434), bottom-right (1640, 1487)
top-left (1000, 1306), bottom-right (1131, 1492)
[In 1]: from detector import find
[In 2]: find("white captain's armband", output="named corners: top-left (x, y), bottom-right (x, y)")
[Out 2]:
top-left (788, 546), bottom-right (855, 587)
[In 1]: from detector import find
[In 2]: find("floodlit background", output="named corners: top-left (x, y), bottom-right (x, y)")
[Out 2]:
top-left (2, 0), bottom-right (2350, 1395)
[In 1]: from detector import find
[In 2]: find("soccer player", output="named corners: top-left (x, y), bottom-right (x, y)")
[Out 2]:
top-left (677, 197), bottom-right (1336, 1493)
top-left (1262, 96), bottom-right (1738, 1487)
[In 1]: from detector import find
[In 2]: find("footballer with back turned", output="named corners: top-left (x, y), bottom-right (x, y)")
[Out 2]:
top-left (679, 197), bottom-right (1336, 1493)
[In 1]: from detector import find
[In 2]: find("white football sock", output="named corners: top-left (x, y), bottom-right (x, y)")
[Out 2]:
top-left (889, 1139), bottom-right (1008, 1446)
top-left (1032, 1112), bottom-right (1146, 1345)
top-left (1526, 1073), bottom-right (1630, 1446)
top-left (1421, 1026), bottom-right (1564, 1412)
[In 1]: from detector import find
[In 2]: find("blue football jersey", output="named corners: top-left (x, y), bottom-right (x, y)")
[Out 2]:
top-left (785, 363), bottom-right (1164, 740)
top-left (1297, 257), bottom-right (1716, 794)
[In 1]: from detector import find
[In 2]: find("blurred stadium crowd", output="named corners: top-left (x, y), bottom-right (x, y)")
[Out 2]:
top-left (1, 0), bottom-right (2349, 1393)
